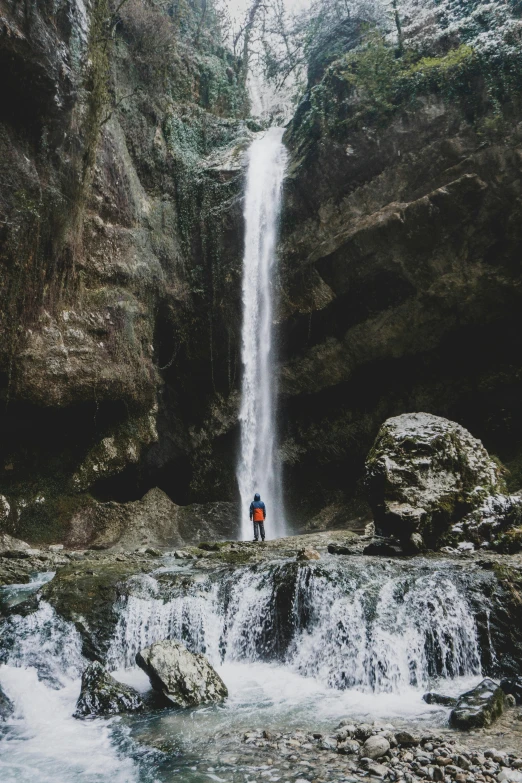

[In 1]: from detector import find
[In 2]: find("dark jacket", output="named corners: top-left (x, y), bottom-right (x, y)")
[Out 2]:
top-left (250, 500), bottom-right (266, 521)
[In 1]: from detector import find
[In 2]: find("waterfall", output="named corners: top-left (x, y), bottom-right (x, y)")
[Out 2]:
top-left (237, 127), bottom-right (288, 540)
top-left (0, 560), bottom-right (492, 780)
top-left (108, 560), bottom-right (485, 692)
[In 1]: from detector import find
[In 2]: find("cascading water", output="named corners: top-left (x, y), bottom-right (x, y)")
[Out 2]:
top-left (108, 559), bottom-right (485, 694)
top-left (237, 127), bottom-right (288, 540)
top-left (0, 557), bottom-right (496, 782)
top-left (0, 602), bottom-right (138, 783)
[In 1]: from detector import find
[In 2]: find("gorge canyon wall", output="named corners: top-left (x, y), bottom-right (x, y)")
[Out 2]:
top-left (1, 0), bottom-right (522, 543)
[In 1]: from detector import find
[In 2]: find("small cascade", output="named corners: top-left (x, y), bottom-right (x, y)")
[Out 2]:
top-left (0, 602), bottom-right (138, 783)
top-left (0, 560), bottom-right (494, 782)
top-left (1, 601), bottom-right (84, 686)
top-left (237, 127), bottom-right (288, 540)
top-left (108, 560), bottom-right (485, 693)
top-left (107, 574), bottom-right (223, 669)
top-left (289, 566), bottom-right (482, 692)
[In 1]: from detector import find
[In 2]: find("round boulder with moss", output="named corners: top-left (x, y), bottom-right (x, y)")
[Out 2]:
top-left (365, 413), bottom-right (504, 548)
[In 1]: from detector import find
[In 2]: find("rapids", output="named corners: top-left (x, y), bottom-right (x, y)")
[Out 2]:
top-left (0, 555), bottom-right (495, 782)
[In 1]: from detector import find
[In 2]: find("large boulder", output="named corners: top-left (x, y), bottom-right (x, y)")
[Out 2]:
top-left (136, 639), bottom-right (228, 708)
top-left (449, 678), bottom-right (505, 730)
top-left (365, 413), bottom-right (504, 546)
top-left (74, 662), bottom-right (144, 718)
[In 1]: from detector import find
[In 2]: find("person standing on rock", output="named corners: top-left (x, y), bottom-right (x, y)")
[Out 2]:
top-left (250, 493), bottom-right (266, 542)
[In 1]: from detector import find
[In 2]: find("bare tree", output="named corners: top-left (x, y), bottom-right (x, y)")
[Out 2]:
top-left (235, 0), bottom-right (265, 88)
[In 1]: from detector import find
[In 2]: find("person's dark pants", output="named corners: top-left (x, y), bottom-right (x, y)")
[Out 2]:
top-left (253, 521), bottom-right (265, 541)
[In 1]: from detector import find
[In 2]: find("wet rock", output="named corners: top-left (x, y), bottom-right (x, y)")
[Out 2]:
top-left (172, 550), bottom-right (193, 559)
top-left (366, 761), bottom-right (389, 778)
top-left (338, 739), bottom-right (361, 755)
top-left (455, 755), bottom-right (472, 770)
top-left (74, 662), bottom-right (144, 718)
top-left (136, 639), bottom-right (228, 708)
top-left (408, 533), bottom-right (426, 553)
top-left (41, 554), bottom-right (157, 661)
top-left (336, 720), bottom-right (357, 734)
top-left (198, 542), bottom-right (221, 552)
top-left (0, 684), bottom-right (13, 720)
top-left (2, 548), bottom-right (32, 559)
top-left (423, 692), bottom-right (458, 707)
top-left (321, 737), bottom-right (337, 750)
top-left (297, 547), bottom-right (321, 561)
top-left (354, 724), bottom-right (374, 741)
top-left (449, 678), bottom-right (506, 730)
top-left (328, 542), bottom-right (361, 555)
top-left (0, 496), bottom-right (10, 523)
top-left (500, 677), bottom-right (522, 705)
top-left (363, 540), bottom-right (403, 556)
top-left (362, 735), bottom-right (391, 759)
top-left (365, 413), bottom-right (503, 546)
top-left (450, 495), bottom-right (522, 553)
top-left (0, 534), bottom-right (28, 554)
top-left (395, 731), bottom-right (420, 746)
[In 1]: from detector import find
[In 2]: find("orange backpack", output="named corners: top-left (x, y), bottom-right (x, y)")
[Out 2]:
top-left (253, 506), bottom-right (264, 522)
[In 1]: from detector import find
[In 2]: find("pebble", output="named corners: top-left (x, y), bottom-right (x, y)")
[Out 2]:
top-left (457, 756), bottom-right (472, 770)
top-left (363, 736), bottom-right (391, 760)
top-left (238, 717), bottom-right (522, 783)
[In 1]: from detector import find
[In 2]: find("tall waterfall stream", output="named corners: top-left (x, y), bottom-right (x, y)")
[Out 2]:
top-left (0, 555), bottom-right (494, 783)
top-left (237, 128), bottom-right (288, 540)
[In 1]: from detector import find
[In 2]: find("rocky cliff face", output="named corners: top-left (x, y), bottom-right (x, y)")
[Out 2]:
top-left (0, 0), bottom-right (250, 543)
top-left (279, 22), bottom-right (522, 528)
top-left (2, 1), bottom-right (522, 545)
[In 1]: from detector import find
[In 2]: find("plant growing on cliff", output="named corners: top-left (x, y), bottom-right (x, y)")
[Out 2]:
top-left (338, 30), bottom-right (400, 118)
top-left (289, 20), bottom-right (522, 146)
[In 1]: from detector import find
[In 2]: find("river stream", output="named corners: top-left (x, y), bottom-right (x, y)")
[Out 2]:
top-left (0, 555), bottom-right (494, 782)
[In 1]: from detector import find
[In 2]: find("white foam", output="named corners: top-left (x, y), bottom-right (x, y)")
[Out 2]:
top-left (110, 666), bottom-right (152, 694)
top-left (0, 665), bottom-right (138, 783)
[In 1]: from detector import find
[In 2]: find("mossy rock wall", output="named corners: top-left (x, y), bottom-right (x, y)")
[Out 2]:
top-left (277, 23), bottom-right (522, 528)
top-left (0, 0), bottom-right (248, 542)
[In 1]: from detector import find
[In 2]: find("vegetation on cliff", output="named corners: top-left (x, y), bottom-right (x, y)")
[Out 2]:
top-left (288, 21), bottom-right (522, 152)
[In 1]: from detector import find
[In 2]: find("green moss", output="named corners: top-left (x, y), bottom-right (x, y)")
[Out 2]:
top-left (495, 527), bottom-right (522, 554)
top-left (489, 454), bottom-right (510, 493)
top-left (406, 45), bottom-right (475, 76)
top-left (188, 542), bottom-right (260, 565)
top-left (42, 557), bottom-right (156, 660)
top-left (289, 31), bottom-right (522, 148)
